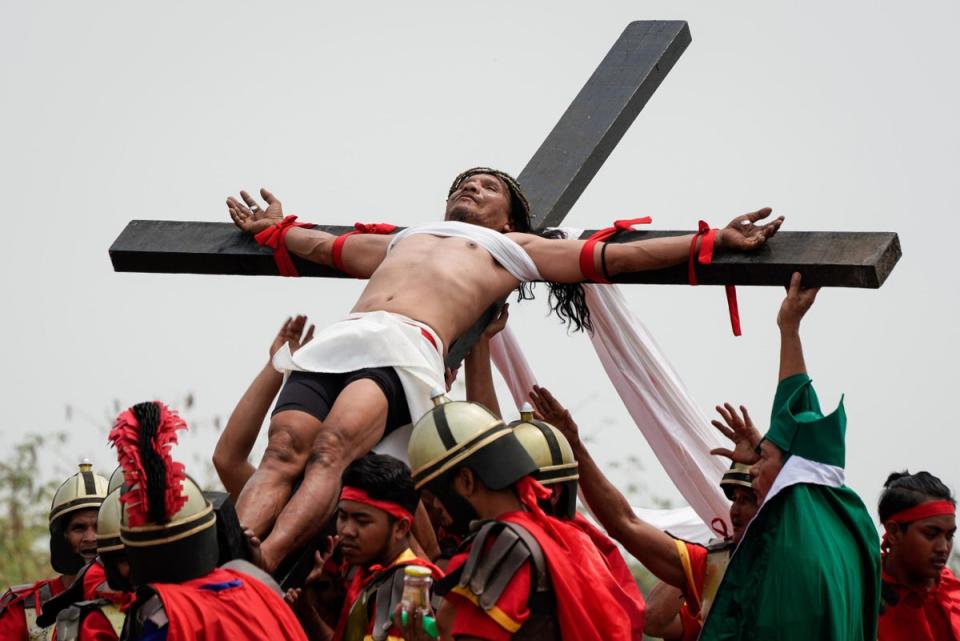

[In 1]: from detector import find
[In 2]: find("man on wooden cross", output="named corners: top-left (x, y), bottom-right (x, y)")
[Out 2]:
top-left (225, 166), bottom-right (783, 572)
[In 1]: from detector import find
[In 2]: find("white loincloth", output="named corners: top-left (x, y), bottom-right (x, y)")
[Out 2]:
top-left (272, 311), bottom-right (445, 460)
top-left (388, 221), bottom-right (542, 282)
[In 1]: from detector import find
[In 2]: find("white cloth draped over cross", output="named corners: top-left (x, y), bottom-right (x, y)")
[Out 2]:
top-left (488, 227), bottom-right (731, 534)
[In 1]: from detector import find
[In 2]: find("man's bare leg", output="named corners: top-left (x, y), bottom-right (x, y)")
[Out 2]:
top-left (235, 409), bottom-right (319, 539)
top-left (258, 378), bottom-right (389, 572)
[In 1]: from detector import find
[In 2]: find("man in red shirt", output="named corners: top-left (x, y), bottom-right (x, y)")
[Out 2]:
top-left (39, 471), bottom-right (135, 641)
top-left (302, 453), bottom-right (445, 641)
top-left (0, 462), bottom-right (108, 641)
top-left (878, 470), bottom-right (959, 641)
top-left (404, 391), bottom-right (646, 640)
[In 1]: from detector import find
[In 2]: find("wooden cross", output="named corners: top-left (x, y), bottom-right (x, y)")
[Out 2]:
top-left (109, 21), bottom-right (901, 367)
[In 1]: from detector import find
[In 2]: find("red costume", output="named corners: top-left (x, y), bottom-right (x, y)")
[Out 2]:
top-left (331, 485), bottom-right (444, 641)
top-left (144, 567), bottom-right (307, 641)
top-left (0, 577), bottom-right (66, 641)
top-left (879, 499), bottom-right (960, 641)
top-left (333, 548), bottom-right (444, 641)
top-left (446, 478), bottom-right (646, 641)
top-left (73, 561), bottom-right (133, 641)
top-left (879, 566), bottom-right (960, 641)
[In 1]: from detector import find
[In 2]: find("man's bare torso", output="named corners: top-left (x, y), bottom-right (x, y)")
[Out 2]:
top-left (351, 233), bottom-right (521, 350)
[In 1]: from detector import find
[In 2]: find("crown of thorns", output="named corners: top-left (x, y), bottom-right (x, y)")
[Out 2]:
top-left (448, 167), bottom-right (532, 229)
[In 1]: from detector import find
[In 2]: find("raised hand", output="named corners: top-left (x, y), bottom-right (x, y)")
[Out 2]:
top-left (269, 315), bottom-right (316, 359)
top-left (529, 385), bottom-right (580, 447)
top-left (721, 208), bottom-right (784, 252)
top-left (227, 187), bottom-right (285, 235)
top-left (777, 272), bottom-right (819, 331)
top-left (709, 403), bottom-right (762, 465)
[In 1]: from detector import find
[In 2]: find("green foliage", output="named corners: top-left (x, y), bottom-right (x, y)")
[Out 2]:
top-left (0, 433), bottom-right (67, 587)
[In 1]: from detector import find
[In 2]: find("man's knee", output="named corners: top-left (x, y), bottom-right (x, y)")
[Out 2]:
top-left (262, 418), bottom-right (312, 469)
top-left (307, 429), bottom-right (350, 470)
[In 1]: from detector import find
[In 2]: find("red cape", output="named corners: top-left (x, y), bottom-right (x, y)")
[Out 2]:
top-left (504, 479), bottom-right (646, 641)
top-left (150, 567), bottom-right (307, 641)
top-left (568, 513), bottom-right (647, 639)
top-left (0, 576), bottom-right (66, 641)
top-left (880, 566), bottom-right (960, 641)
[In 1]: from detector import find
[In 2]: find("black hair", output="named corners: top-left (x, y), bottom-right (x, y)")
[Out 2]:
top-left (878, 470), bottom-right (955, 523)
top-left (341, 453), bottom-right (419, 518)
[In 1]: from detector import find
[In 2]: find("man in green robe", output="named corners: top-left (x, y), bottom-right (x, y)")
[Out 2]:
top-left (699, 272), bottom-right (881, 641)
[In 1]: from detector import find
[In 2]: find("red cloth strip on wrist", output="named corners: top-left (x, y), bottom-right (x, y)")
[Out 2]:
top-left (339, 486), bottom-right (413, 523)
top-left (253, 215), bottom-right (313, 277)
top-left (887, 500), bottom-right (956, 524)
top-left (331, 222), bottom-right (398, 277)
top-left (689, 221), bottom-right (742, 336)
top-left (579, 217), bottom-right (652, 283)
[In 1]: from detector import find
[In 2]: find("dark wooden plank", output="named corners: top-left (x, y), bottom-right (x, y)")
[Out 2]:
top-left (110, 220), bottom-right (901, 289)
top-left (602, 230), bottom-right (902, 289)
top-left (519, 21), bottom-right (691, 228)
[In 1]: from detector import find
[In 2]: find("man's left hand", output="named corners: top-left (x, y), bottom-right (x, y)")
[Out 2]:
top-left (720, 208), bottom-right (784, 251)
top-left (709, 403), bottom-right (762, 465)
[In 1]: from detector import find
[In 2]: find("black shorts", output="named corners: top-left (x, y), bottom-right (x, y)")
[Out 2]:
top-left (272, 368), bottom-right (412, 436)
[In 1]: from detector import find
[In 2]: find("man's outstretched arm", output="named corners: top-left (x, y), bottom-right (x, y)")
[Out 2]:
top-left (513, 208), bottom-right (783, 283)
top-left (528, 385), bottom-right (686, 588)
top-left (227, 187), bottom-right (390, 278)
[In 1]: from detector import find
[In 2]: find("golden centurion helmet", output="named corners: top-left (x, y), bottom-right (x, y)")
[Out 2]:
top-left (408, 390), bottom-right (538, 533)
top-left (96, 489), bottom-right (123, 555)
top-left (49, 460), bottom-right (109, 574)
top-left (96, 488), bottom-right (135, 592)
top-left (509, 404), bottom-right (579, 519)
top-left (719, 462), bottom-right (754, 501)
top-left (108, 401), bottom-right (218, 587)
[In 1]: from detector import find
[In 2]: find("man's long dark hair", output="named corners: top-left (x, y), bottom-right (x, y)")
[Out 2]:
top-left (449, 168), bottom-right (592, 332)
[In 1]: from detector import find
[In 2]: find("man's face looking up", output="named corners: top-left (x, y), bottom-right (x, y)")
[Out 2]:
top-left (65, 509), bottom-right (99, 565)
top-left (445, 173), bottom-right (513, 233)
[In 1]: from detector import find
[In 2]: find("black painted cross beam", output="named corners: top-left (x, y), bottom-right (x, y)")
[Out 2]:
top-left (109, 20), bottom-right (901, 366)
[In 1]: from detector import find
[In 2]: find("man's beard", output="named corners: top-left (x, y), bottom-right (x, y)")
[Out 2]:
top-left (446, 203), bottom-right (478, 224)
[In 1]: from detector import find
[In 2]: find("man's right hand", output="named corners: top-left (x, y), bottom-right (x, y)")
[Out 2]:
top-left (777, 272), bottom-right (819, 332)
top-left (529, 385), bottom-right (581, 447)
top-left (227, 187), bottom-right (284, 235)
top-left (270, 315), bottom-right (316, 360)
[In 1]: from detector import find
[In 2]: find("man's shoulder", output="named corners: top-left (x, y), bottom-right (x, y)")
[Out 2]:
top-left (0, 577), bottom-right (62, 613)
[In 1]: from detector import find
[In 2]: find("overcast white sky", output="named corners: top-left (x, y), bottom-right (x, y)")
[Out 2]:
top-left (2, 1), bottom-right (958, 521)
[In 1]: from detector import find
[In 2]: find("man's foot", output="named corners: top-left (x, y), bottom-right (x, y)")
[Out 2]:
top-left (242, 527), bottom-right (271, 571)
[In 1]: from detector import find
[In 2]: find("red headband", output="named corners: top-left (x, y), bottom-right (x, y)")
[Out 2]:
top-left (339, 487), bottom-right (413, 523)
top-left (887, 500), bottom-right (956, 524)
